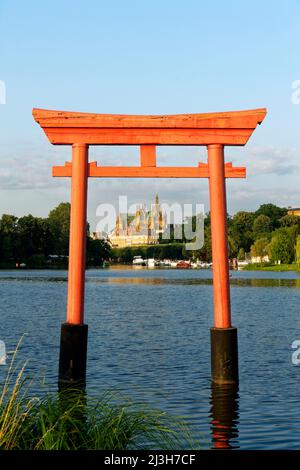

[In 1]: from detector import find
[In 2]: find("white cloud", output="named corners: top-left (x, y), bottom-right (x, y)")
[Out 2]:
top-left (0, 142), bottom-right (68, 190)
top-left (1, 142), bottom-right (300, 228)
top-left (242, 146), bottom-right (300, 176)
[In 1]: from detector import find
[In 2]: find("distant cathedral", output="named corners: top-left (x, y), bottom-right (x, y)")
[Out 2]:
top-left (109, 194), bottom-right (167, 247)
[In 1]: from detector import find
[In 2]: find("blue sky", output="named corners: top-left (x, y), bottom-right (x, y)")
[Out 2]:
top-left (0, 0), bottom-right (300, 229)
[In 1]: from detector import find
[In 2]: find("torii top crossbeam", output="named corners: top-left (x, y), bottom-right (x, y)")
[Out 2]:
top-left (33, 107), bottom-right (267, 332)
top-left (33, 107), bottom-right (266, 145)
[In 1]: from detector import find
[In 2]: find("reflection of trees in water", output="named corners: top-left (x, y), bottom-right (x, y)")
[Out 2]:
top-left (106, 277), bottom-right (300, 288)
top-left (2, 275), bottom-right (300, 289)
top-left (210, 383), bottom-right (240, 449)
top-left (231, 278), bottom-right (300, 288)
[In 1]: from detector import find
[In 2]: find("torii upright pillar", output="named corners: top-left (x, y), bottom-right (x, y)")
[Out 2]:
top-left (32, 107), bottom-right (267, 387)
top-left (208, 144), bottom-right (238, 384)
top-left (58, 143), bottom-right (89, 386)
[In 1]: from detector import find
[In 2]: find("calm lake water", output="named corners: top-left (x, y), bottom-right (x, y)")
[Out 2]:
top-left (0, 267), bottom-right (300, 449)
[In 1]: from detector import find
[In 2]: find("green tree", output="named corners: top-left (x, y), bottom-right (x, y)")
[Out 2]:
top-left (230, 211), bottom-right (255, 253)
top-left (48, 203), bottom-right (71, 255)
top-left (204, 212), bottom-right (211, 229)
top-left (267, 232), bottom-right (294, 264)
top-left (120, 247), bottom-right (134, 263)
top-left (253, 214), bottom-right (272, 235)
top-left (39, 218), bottom-right (55, 256)
top-left (0, 214), bottom-right (18, 261)
top-left (279, 214), bottom-right (300, 231)
top-left (194, 226), bottom-right (212, 261)
top-left (232, 211), bottom-right (255, 232)
top-left (250, 237), bottom-right (269, 262)
top-left (86, 238), bottom-right (111, 265)
top-left (296, 235), bottom-right (300, 268)
top-left (237, 247), bottom-right (245, 260)
top-left (0, 214), bottom-right (18, 234)
top-left (273, 225), bottom-right (298, 248)
top-left (15, 215), bottom-right (48, 260)
top-left (228, 234), bottom-right (239, 258)
top-left (158, 243), bottom-right (183, 260)
top-left (255, 203), bottom-right (287, 230)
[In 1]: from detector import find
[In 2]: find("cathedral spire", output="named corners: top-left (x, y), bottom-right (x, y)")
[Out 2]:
top-left (116, 214), bottom-right (120, 237)
top-left (135, 205), bottom-right (141, 232)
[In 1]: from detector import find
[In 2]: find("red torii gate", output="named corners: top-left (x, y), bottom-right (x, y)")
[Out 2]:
top-left (33, 107), bottom-right (267, 386)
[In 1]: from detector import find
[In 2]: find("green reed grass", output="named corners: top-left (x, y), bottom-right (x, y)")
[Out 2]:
top-left (0, 339), bottom-right (203, 450)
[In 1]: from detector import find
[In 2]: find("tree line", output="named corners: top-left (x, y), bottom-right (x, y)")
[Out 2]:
top-left (188, 203), bottom-right (300, 265)
top-left (1, 202), bottom-right (299, 267)
top-left (0, 202), bottom-right (110, 268)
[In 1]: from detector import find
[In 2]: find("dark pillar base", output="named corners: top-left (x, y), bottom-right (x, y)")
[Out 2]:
top-left (58, 323), bottom-right (88, 388)
top-left (210, 327), bottom-right (238, 385)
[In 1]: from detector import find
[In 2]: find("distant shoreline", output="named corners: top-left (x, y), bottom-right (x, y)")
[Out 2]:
top-left (1, 262), bottom-right (300, 273)
top-left (241, 263), bottom-right (299, 272)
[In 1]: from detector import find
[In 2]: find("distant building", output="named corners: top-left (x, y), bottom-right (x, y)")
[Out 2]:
top-left (109, 194), bottom-right (167, 248)
top-left (287, 207), bottom-right (300, 217)
top-left (251, 254), bottom-right (270, 263)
